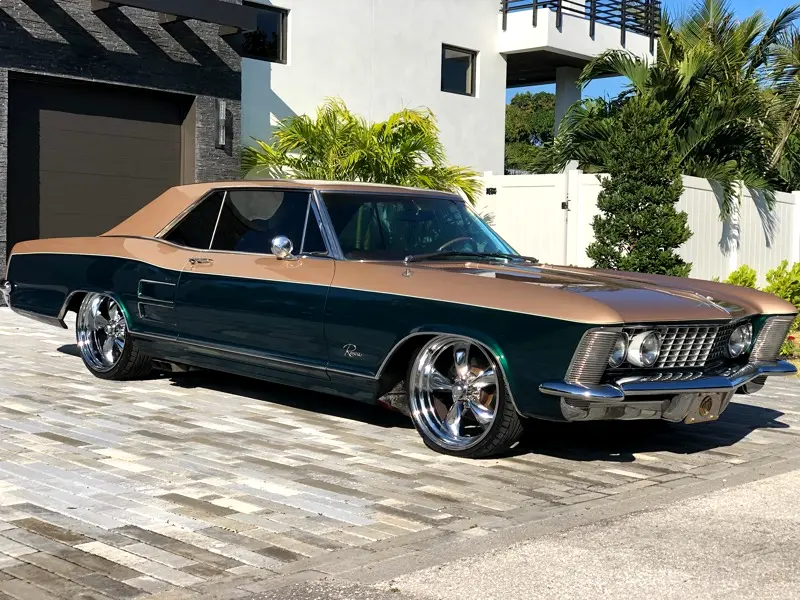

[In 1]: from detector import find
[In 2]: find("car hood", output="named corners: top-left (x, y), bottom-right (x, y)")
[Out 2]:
top-left (424, 260), bottom-right (794, 323)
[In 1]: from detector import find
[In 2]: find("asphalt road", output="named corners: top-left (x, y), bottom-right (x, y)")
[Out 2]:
top-left (249, 468), bottom-right (800, 600)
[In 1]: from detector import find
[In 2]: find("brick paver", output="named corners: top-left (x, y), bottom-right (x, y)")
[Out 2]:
top-left (0, 307), bottom-right (798, 598)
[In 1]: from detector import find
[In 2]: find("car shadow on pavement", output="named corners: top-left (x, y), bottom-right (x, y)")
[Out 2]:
top-left (518, 401), bottom-right (788, 462)
top-left (57, 344), bottom-right (81, 358)
top-left (53, 346), bottom-right (788, 460)
top-left (167, 370), bottom-right (414, 430)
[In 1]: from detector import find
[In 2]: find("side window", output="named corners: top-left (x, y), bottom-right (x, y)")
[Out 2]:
top-left (163, 192), bottom-right (224, 249)
top-left (211, 190), bottom-right (327, 255)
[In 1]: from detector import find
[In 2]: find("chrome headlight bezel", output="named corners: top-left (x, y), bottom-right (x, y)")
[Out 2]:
top-left (627, 330), bottom-right (662, 368)
top-left (727, 322), bottom-right (754, 358)
top-left (607, 333), bottom-right (629, 368)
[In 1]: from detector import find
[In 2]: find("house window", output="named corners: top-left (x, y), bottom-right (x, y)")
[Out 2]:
top-left (226, 2), bottom-right (288, 64)
top-left (441, 45), bottom-right (476, 96)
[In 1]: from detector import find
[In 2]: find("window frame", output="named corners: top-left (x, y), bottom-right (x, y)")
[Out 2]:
top-left (157, 187), bottom-right (333, 258)
top-left (237, 1), bottom-right (289, 65)
top-left (440, 44), bottom-right (477, 97)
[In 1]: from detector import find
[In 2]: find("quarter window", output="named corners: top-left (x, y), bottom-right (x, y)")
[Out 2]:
top-left (163, 191), bottom-right (224, 249)
top-left (210, 190), bottom-right (327, 255)
top-left (441, 45), bottom-right (476, 96)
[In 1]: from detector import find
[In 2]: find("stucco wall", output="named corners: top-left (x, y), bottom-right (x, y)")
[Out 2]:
top-left (242, 0), bottom-right (507, 175)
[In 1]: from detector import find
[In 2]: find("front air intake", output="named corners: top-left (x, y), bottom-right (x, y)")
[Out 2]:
top-left (750, 316), bottom-right (795, 362)
top-left (565, 328), bottom-right (622, 384)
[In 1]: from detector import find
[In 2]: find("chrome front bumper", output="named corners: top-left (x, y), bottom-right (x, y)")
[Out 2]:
top-left (540, 361), bottom-right (797, 422)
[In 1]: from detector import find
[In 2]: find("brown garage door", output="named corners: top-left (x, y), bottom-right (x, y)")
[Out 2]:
top-left (7, 73), bottom-right (193, 253)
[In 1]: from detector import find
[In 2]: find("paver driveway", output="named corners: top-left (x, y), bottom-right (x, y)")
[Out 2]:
top-left (0, 307), bottom-right (798, 599)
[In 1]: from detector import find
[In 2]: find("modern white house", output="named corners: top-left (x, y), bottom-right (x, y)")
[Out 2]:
top-left (241, 0), bottom-right (659, 175)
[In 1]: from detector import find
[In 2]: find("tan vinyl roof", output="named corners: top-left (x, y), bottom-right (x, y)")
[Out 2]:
top-left (103, 180), bottom-right (461, 238)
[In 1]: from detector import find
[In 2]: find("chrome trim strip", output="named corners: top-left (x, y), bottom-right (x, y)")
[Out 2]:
top-left (132, 330), bottom-right (330, 374)
top-left (540, 360), bottom-right (797, 400)
top-left (137, 279), bottom-right (176, 304)
top-left (325, 366), bottom-right (375, 379)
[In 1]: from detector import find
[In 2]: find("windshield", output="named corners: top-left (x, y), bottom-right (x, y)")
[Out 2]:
top-left (321, 192), bottom-right (517, 261)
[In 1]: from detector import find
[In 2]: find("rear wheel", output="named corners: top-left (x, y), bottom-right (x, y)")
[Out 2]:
top-left (76, 293), bottom-right (152, 380)
top-left (408, 335), bottom-right (523, 458)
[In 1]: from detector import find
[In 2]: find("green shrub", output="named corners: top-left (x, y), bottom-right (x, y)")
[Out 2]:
top-left (763, 261), bottom-right (800, 310)
top-left (724, 265), bottom-right (757, 288)
top-left (586, 97), bottom-right (692, 277)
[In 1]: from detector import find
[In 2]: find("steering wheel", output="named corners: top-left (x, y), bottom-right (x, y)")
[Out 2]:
top-left (437, 237), bottom-right (477, 252)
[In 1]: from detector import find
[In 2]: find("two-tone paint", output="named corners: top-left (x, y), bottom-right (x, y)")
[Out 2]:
top-left (3, 180), bottom-right (798, 421)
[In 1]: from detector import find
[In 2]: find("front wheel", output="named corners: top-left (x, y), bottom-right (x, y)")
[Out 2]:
top-left (408, 335), bottom-right (523, 458)
top-left (76, 293), bottom-right (152, 380)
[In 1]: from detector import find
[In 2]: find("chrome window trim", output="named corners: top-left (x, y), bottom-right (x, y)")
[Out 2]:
top-left (312, 189), bottom-right (345, 260)
top-left (208, 190), bottom-right (228, 250)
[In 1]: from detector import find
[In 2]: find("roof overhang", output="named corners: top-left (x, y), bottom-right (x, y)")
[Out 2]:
top-left (90, 0), bottom-right (261, 32)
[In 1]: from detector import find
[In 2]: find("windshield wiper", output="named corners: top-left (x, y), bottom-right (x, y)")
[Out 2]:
top-left (403, 251), bottom-right (539, 264)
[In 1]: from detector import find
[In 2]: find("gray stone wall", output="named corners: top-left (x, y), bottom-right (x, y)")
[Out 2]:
top-left (0, 0), bottom-right (243, 285)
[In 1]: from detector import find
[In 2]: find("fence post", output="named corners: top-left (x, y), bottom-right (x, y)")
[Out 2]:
top-left (792, 192), bottom-right (800, 265)
top-left (565, 169), bottom-right (583, 266)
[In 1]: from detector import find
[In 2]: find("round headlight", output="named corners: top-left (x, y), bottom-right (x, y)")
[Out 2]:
top-left (608, 334), bottom-right (628, 368)
top-left (628, 331), bottom-right (661, 367)
top-left (727, 323), bottom-right (753, 358)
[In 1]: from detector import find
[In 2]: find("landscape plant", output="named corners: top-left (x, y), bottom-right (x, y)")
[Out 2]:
top-left (717, 262), bottom-right (800, 356)
top-left (242, 98), bottom-right (481, 203)
top-left (585, 97), bottom-right (693, 277)
top-left (534, 0), bottom-right (800, 216)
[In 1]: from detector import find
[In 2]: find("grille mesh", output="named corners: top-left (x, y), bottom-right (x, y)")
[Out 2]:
top-left (565, 329), bottom-right (621, 384)
top-left (624, 321), bottom-right (738, 369)
top-left (750, 316), bottom-right (795, 362)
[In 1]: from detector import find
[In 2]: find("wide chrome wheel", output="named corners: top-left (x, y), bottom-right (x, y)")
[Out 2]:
top-left (409, 336), bottom-right (502, 452)
top-left (77, 293), bottom-right (127, 373)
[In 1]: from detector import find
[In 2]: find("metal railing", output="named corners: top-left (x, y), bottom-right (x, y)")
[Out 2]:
top-left (500, 0), bottom-right (661, 52)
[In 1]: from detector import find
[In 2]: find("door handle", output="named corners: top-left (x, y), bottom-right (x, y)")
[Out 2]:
top-left (189, 257), bottom-right (214, 265)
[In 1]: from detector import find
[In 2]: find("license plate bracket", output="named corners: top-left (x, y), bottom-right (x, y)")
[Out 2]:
top-left (683, 392), bottom-right (732, 424)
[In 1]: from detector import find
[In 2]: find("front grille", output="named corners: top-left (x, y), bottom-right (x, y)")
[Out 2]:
top-left (750, 316), bottom-right (795, 362)
top-left (565, 328), bottom-right (621, 384)
top-left (624, 321), bottom-right (739, 369)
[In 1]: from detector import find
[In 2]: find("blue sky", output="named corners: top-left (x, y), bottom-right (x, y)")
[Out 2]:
top-left (506, 0), bottom-right (794, 102)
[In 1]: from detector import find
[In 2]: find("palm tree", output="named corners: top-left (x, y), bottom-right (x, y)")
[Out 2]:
top-left (538, 0), bottom-right (800, 216)
top-left (241, 98), bottom-right (481, 203)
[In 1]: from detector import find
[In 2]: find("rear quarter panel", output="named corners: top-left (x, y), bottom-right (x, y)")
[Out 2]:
top-left (5, 237), bottom-right (191, 336)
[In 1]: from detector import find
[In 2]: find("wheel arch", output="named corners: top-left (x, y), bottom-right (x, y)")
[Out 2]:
top-left (58, 289), bottom-right (132, 327)
top-left (375, 326), bottom-right (520, 414)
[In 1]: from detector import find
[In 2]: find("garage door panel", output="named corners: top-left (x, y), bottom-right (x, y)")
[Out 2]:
top-left (7, 74), bottom-right (190, 252)
top-left (39, 176), bottom-right (171, 238)
top-left (40, 110), bottom-right (182, 142)
top-left (40, 131), bottom-right (181, 181)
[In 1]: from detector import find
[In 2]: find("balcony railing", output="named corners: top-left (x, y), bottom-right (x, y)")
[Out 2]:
top-left (500, 0), bottom-right (661, 52)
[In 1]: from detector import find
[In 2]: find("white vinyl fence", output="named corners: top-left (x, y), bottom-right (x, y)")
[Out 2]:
top-left (478, 172), bottom-right (800, 286)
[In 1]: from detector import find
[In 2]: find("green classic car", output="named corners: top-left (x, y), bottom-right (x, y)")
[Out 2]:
top-left (2, 180), bottom-right (797, 458)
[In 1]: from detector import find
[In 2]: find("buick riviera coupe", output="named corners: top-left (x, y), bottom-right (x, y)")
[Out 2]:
top-left (2, 181), bottom-right (797, 457)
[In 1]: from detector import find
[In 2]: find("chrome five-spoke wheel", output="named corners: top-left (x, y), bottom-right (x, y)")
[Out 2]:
top-left (76, 293), bottom-right (151, 380)
top-left (408, 335), bottom-right (523, 457)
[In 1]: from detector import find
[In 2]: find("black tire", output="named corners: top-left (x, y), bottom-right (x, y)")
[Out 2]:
top-left (75, 293), bottom-right (152, 380)
top-left (407, 337), bottom-right (524, 458)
